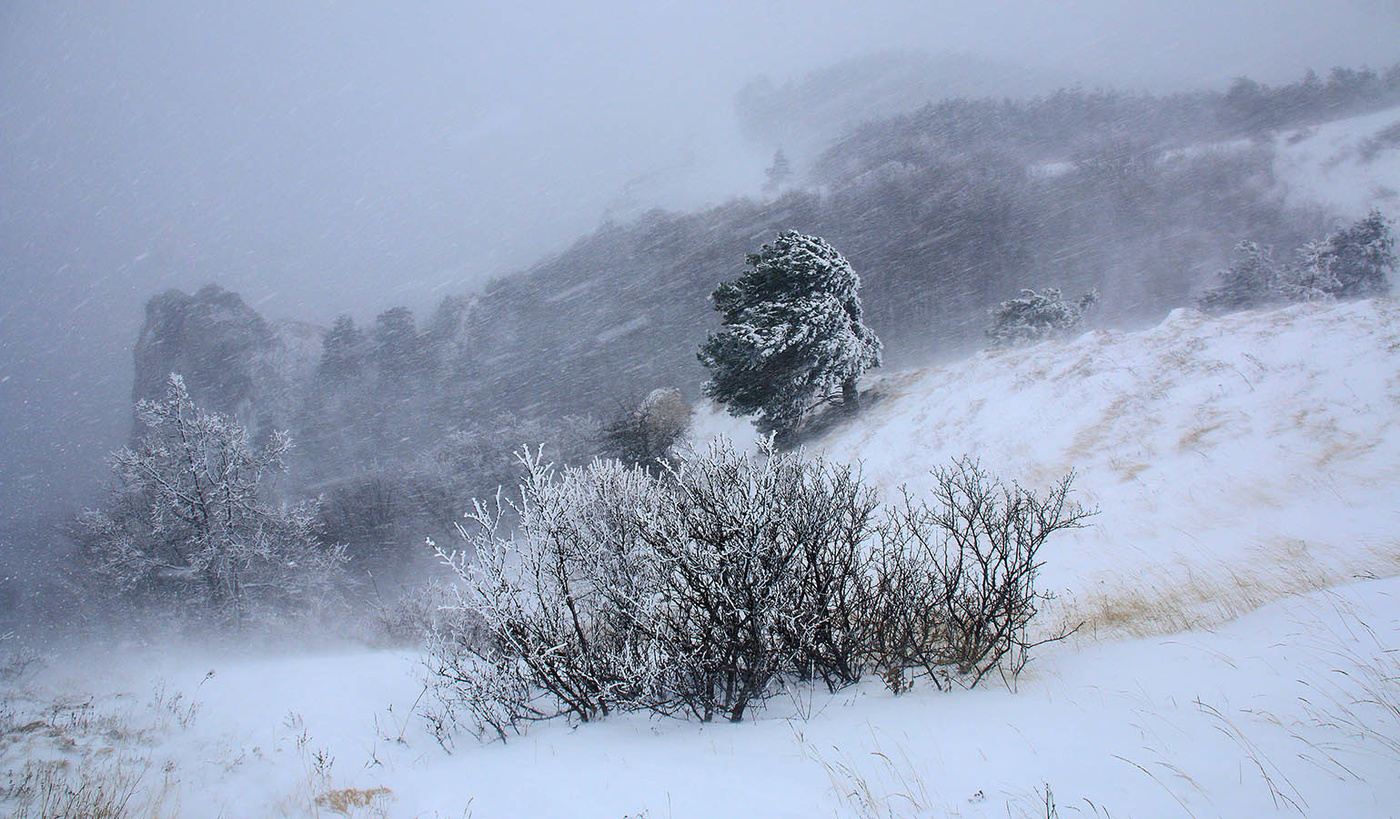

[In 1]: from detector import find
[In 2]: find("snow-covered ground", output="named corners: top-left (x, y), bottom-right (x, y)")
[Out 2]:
top-left (824, 299), bottom-right (1400, 640)
top-left (1274, 107), bottom-right (1400, 220)
top-left (6, 296), bottom-right (1400, 818)
top-left (6, 106), bottom-right (1400, 818)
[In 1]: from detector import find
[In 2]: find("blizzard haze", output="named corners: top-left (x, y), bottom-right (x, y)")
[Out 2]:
top-left (1, 0), bottom-right (1396, 524)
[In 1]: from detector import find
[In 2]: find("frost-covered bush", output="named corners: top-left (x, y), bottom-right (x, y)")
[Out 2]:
top-left (873, 459), bottom-right (1092, 689)
top-left (429, 440), bottom-right (882, 733)
top-left (1277, 239), bottom-right (1345, 303)
top-left (427, 441), bottom-right (1089, 741)
top-left (75, 374), bottom-right (348, 631)
top-left (432, 450), bottom-right (671, 735)
top-left (987, 288), bottom-right (1097, 348)
top-left (1199, 211), bottom-right (1395, 312)
top-left (636, 439), bottom-right (881, 720)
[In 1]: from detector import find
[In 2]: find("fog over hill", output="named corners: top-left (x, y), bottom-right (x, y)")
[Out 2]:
top-left (1, 3), bottom-right (1399, 803)
top-left (2, 0), bottom-right (1398, 532)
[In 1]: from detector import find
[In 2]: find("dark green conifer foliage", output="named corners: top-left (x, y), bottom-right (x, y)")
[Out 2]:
top-left (318, 315), bottom-right (366, 382)
top-left (698, 231), bottom-right (881, 437)
top-left (1326, 209), bottom-right (1395, 298)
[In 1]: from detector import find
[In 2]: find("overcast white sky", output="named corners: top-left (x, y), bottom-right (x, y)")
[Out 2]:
top-left (1, 0), bottom-right (1396, 525)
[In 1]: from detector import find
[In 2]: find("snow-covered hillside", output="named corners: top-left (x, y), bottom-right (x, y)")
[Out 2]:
top-left (821, 298), bottom-right (1400, 639)
top-left (1274, 106), bottom-right (1400, 220)
top-left (6, 297), bottom-right (1400, 818)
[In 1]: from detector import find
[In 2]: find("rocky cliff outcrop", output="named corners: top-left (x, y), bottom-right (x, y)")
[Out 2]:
top-left (132, 285), bottom-right (321, 442)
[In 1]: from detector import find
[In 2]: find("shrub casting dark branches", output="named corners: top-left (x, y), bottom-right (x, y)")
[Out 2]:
top-left (427, 443), bottom-right (1089, 741)
top-left (775, 459), bottom-right (881, 691)
top-left (597, 387), bottom-right (692, 469)
top-left (642, 445), bottom-right (805, 722)
top-left (876, 458), bottom-right (1093, 688)
top-left (699, 231), bottom-right (881, 438)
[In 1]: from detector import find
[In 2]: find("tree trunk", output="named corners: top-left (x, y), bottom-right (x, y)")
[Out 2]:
top-left (842, 377), bottom-right (860, 411)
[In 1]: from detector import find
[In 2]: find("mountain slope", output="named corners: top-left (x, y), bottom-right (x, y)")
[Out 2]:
top-left (812, 297), bottom-right (1400, 635)
top-left (1274, 105), bottom-right (1400, 219)
top-left (8, 298), bottom-right (1400, 818)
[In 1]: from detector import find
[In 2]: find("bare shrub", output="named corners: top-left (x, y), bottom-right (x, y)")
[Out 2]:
top-left (772, 458), bottom-right (881, 692)
top-left (423, 628), bottom-right (537, 745)
top-left (425, 443), bottom-right (1089, 741)
top-left (874, 458), bottom-right (1094, 688)
top-left (432, 451), bottom-right (670, 734)
top-left (597, 387), bottom-right (693, 469)
top-left (366, 581), bottom-right (458, 647)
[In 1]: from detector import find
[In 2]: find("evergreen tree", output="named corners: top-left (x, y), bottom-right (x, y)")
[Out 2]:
top-left (698, 231), bottom-right (881, 437)
top-left (1324, 209), bottom-right (1395, 298)
top-left (369, 306), bottom-right (422, 457)
top-left (1198, 241), bottom-right (1282, 313)
top-left (1200, 212), bottom-right (1395, 313)
top-left (763, 149), bottom-right (792, 194)
top-left (987, 287), bottom-right (1097, 348)
top-left (373, 306), bottom-right (420, 380)
top-left (318, 314), bottom-right (366, 382)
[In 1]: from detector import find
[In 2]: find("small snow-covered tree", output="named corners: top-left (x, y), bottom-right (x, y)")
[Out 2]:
top-left (1198, 240), bottom-right (1282, 313)
top-left (76, 374), bottom-right (346, 629)
top-left (987, 287), bottom-right (1097, 348)
top-left (1277, 239), bottom-right (1342, 303)
top-left (1323, 208), bottom-right (1395, 298)
top-left (698, 231), bottom-right (881, 438)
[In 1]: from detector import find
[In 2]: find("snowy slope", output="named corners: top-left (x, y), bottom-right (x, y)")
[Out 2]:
top-left (1274, 106), bottom-right (1400, 220)
top-left (6, 297), bottom-right (1400, 818)
top-left (818, 299), bottom-right (1400, 638)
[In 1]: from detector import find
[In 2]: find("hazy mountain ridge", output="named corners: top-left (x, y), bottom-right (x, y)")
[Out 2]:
top-left (735, 51), bottom-right (1077, 161)
top-left (125, 73), bottom-right (1400, 569)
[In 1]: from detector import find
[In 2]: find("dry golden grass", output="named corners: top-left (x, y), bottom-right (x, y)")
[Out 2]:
top-left (1062, 538), bottom-right (1400, 642)
top-left (315, 786), bottom-right (394, 816)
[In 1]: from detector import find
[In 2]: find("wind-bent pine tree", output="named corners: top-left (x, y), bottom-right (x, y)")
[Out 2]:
top-left (698, 231), bottom-right (881, 437)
